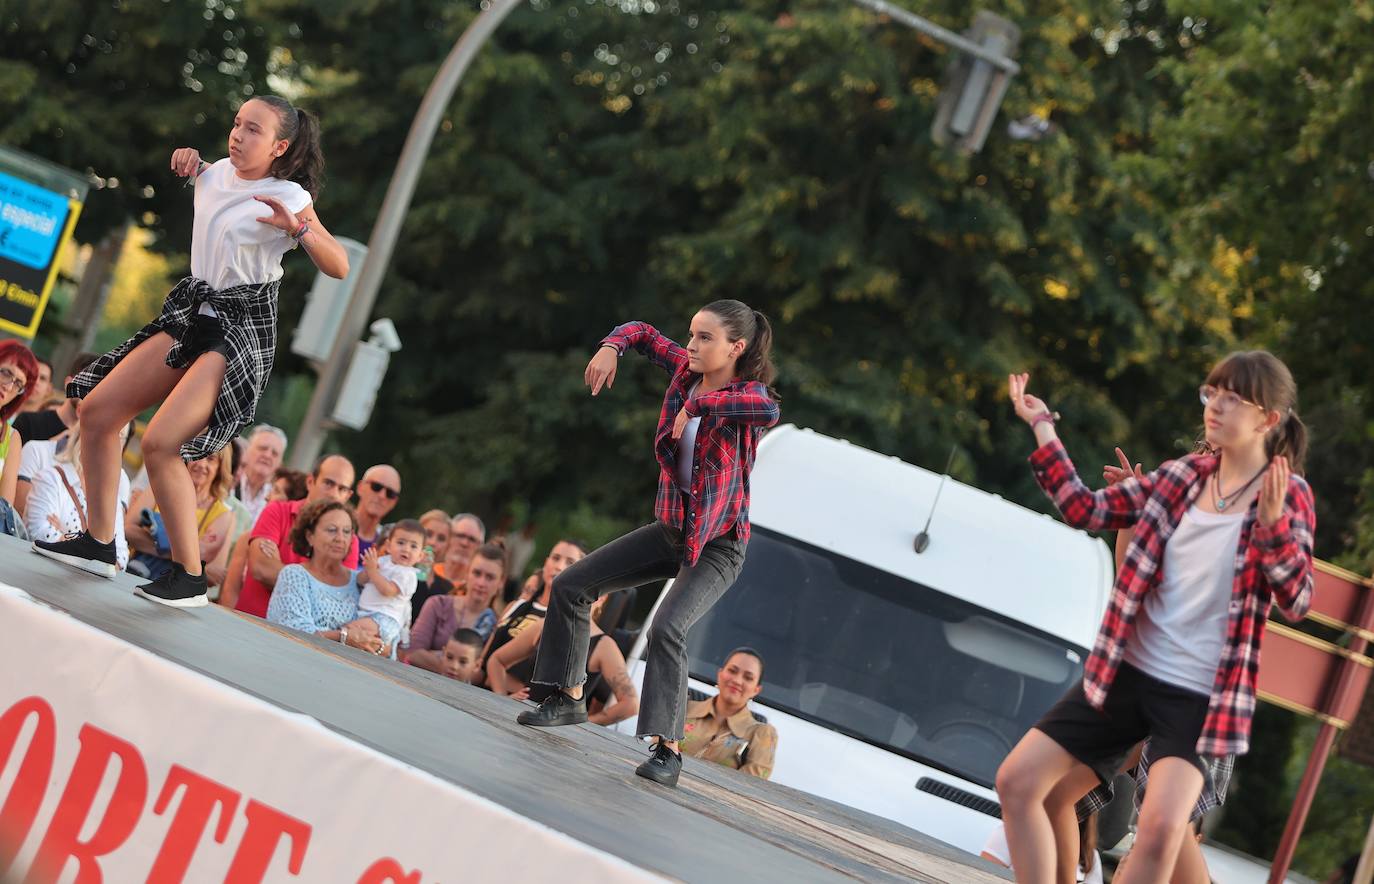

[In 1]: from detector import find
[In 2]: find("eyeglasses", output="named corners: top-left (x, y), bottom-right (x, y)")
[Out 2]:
top-left (1199, 385), bottom-right (1267, 415)
top-left (367, 479), bottom-right (400, 500)
top-left (0, 366), bottom-right (27, 395)
top-left (319, 477), bottom-right (353, 494)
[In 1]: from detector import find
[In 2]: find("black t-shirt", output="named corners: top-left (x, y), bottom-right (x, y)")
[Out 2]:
top-left (485, 599), bottom-right (548, 683)
top-left (410, 574), bottom-right (454, 623)
top-left (13, 408), bottom-right (66, 443)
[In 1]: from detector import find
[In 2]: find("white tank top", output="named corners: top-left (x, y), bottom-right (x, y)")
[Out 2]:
top-left (1124, 504), bottom-right (1245, 694)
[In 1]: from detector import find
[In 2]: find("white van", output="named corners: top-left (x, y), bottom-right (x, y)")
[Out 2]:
top-left (615, 424), bottom-right (1114, 856)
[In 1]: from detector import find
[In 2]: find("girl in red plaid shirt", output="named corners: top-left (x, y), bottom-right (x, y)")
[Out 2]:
top-left (516, 300), bottom-right (780, 790)
top-left (997, 351), bottom-right (1314, 884)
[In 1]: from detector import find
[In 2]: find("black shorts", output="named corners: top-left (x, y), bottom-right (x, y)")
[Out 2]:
top-left (179, 313), bottom-right (230, 360)
top-left (1035, 662), bottom-right (1210, 788)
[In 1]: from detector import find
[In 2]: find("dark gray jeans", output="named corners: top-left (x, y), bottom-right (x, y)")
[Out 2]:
top-left (531, 521), bottom-right (746, 740)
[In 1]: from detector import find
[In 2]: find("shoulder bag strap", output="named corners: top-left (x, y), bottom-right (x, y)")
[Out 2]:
top-left (55, 466), bottom-right (89, 533)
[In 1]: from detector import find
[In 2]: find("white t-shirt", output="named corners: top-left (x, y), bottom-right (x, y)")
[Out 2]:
top-left (1124, 505), bottom-right (1245, 694)
top-left (980, 824), bottom-right (1102, 884)
top-left (17, 437), bottom-right (61, 482)
top-left (190, 158), bottom-right (312, 292)
top-left (24, 463), bottom-right (131, 570)
top-left (358, 555), bottom-right (418, 628)
top-left (675, 382), bottom-right (703, 494)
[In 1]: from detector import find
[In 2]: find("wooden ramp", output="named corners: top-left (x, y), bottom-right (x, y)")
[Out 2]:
top-left (0, 534), bottom-right (1008, 883)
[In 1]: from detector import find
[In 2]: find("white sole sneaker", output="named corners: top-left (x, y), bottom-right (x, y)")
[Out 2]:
top-left (133, 587), bottom-right (209, 608)
top-left (31, 543), bottom-right (117, 578)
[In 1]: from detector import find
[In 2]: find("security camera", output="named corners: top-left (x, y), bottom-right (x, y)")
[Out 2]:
top-left (368, 317), bottom-right (402, 353)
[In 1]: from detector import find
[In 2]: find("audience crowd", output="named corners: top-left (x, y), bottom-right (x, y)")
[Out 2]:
top-left (0, 341), bottom-right (776, 780)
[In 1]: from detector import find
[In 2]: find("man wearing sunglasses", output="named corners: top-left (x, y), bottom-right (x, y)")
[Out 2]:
top-left (355, 464), bottom-right (402, 556)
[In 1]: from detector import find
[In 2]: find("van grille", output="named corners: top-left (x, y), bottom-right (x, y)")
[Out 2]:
top-left (915, 778), bottom-right (1002, 818)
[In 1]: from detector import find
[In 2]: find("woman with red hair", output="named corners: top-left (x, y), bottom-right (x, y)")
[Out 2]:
top-left (0, 339), bottom-right (39, 507)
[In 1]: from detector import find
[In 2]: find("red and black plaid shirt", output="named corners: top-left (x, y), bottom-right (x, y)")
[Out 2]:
top-left (1030, 438), bottom-right (1315, 757)
top-left (602, 322), bottom-right (780, 566)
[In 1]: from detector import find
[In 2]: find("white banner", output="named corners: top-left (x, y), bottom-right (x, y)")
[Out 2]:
top-left (0, 585), bottom-right (657, 883)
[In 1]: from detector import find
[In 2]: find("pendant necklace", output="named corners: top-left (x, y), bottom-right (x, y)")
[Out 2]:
top-left (1212, 458), bottom-right (1267, 511)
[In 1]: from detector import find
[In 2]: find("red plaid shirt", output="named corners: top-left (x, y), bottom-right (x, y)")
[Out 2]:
top-left (602, 322), bottom-right (780, 566)
top-left (1030, 438), bottom-right (1315, 757)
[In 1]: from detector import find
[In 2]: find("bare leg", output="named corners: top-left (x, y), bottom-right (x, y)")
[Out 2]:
top-left (77, 334), bottom-right (184, 543)
top-left (996, 729), bottom-right (1098, 884)
top-left (1046, 773), bottom-right (1097, 884)
top-left (140, 353), bottom-right (226, 577)
top-left (1114, 758), bottom-right (1203, 884)
top-left (1169, 829), bottom-right (1210, 884)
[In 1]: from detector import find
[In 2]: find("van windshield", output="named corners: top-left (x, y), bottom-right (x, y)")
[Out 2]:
top-left (686, 527), bottom-right (1087, 788)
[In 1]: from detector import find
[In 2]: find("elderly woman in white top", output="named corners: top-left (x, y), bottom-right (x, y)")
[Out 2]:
top-left (25, 425), bottom-right (132, 570)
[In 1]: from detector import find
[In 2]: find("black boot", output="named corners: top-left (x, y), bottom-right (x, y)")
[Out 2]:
top-left (134, 563), bottom-right (209, 608)
top-left (516, 690), bottom-right (588, 727)
top-left (32, 531), bottom-right (118, 578)
top-left (635, 741), bottom-right (683, 787)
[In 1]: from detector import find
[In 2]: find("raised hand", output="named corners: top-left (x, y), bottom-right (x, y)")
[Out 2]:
top-left (1008, 372), bottom-right (1053, 426)
top-left (254, 195), bottom-right (300, 233)
top-left (585, 346), bottom-right (619, 396)
top-left (170, 147), bottom-right (202, 178)
top-left (1103, 447), bottom-right (1144, 486)
top-left (1258, 455), bottom-right (1290, 527)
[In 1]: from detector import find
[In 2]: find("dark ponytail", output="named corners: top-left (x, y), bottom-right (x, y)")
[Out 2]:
top-left (1204, 349), bottom-right (1307, 475)
top-left (700, 299), bottom-right (779, 399)
top-left (253, 95), bottom-right (325, 199)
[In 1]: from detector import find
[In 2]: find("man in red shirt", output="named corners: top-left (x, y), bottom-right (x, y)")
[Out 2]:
top-left (234, 454), bottom-right (358, 618)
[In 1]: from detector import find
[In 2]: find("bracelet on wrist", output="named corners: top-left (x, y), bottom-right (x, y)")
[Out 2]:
top-left (339, 627), bottom-right (348, 646)
top-left (291, 221), bottom-right (311, 242)
top-left (1030, 411), bottom-right (1061, 429)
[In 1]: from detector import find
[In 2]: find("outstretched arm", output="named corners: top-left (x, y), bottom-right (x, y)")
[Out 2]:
top-left (600, 322), bottom-right (689, 376)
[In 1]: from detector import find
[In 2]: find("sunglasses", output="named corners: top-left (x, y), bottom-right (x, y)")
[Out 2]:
top-left (367, 479), bottom-right (400, 500)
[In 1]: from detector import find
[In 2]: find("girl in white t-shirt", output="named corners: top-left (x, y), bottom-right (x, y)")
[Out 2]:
top-left (34, 97), bottom-right (350, 609)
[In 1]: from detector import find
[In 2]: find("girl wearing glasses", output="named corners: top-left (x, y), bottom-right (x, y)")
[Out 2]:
top-left (515, 300), bottom-right (780, 790)
top-left (33, 97), bottom-right (349, 606)
top-left (997, 350), bottom-right (1314, 884)
top-left (0, 340), bottom-right (39, 512)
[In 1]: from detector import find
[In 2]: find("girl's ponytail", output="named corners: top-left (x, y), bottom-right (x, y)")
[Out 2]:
top-left (1270, 410), bottom-right (1308, 475)
top-left (254, 96), bottom-right (325, 199)
top-left (701, 300), bottom-right (779, 399)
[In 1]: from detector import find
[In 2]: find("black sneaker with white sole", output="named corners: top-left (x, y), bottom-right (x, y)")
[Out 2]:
top-left (32, 531), bottom-right (118, 578)
top-left (134, 563), bottom-right (209, 608)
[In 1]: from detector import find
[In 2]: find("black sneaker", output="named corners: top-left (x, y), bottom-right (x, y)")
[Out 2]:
top-left (635, 741), bottom-right (682, 787)
top-left (134, 563), bottom-right (208, 609)
top-left (32, 531), bottom-right (118, 578)
top-left (516, 690), bottom-right (588, 728)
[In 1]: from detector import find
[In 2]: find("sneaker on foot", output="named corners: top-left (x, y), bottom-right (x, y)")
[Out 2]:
top-left (134, 563), bottom-right (208, 609)
top-left (635, 741), bottom-right (682, 787)
top-left (516, 690), bottom-right (588, 728)
top-left (32, 531), bottom-right (118, 578)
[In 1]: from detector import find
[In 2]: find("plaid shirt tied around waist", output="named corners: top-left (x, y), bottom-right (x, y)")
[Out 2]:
top-left (1030, 438), bottom-right (1315, 758)
top-left (601, 322), bottom-right (780, 566)
top-left (68, 276), bottom-right (280, 462)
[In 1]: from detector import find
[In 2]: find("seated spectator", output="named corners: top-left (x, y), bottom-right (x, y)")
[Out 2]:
top-left (265, 500), bottom-right (385, 655)
top-left (215, 466), bottom-right (310, 608)
top-left (442, 628), bottom-right (486, 683)
top-left (232, 454), bottom-right (357, 617)
top-left (126, 447), bottom-right (234, 580)
top-left (680, 648), bottom-right (778, 780)
top-left (18, 356), bottom-right (53, 413)
top-left (232, 424), bottom-right (288, 525)
top-left (406, 542), bottom-right (506, 673)
top-left (355, 464), bottom-right (402, 555)
top-left (11, 351), bottom-right (93, 448)
top-left (0, 340), bottom-right (39, 517)
top-left (24, 423), bottom-right (133, 572)
top-left (433, 512), bottom-right (485, 584)
top-left (356, 518), bottom-right (424, 655)
top-left (409, 508), bottom-right (455, 620)
top-left (486, 596), bottom-right (638, 726)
